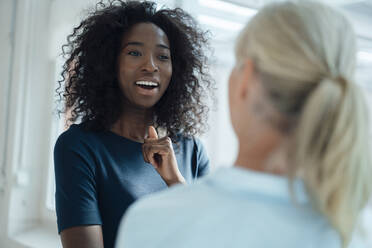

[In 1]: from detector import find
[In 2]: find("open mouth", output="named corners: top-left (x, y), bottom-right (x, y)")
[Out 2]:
top-left (135, 81), bottom-right (159, 90)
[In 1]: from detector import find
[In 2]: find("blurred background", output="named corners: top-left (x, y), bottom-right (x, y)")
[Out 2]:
top-left (0, 0), bottom-right (372, 247)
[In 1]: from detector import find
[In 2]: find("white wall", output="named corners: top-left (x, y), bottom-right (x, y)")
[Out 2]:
top-left (0, 0), bottom-right (60, 247)
top-left (0, 0), bottom-right (15, 246)
top-left (0, 0), bottom-right (14, 191)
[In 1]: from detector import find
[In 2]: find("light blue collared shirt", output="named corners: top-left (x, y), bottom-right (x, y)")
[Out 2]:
top-left (116, 166), bottom-right (365, 248)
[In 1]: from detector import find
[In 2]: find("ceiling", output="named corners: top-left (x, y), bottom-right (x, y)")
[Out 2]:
top-left (225, 0), bottom-right (372, 9)
top-left (222, 0), bottom-right (372, 44)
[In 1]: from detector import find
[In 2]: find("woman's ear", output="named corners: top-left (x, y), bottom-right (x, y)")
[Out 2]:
top-left (239, 59), bottom-right (256, 100)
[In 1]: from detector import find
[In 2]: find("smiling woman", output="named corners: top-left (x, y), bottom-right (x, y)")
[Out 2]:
top-left (54, 1), bottom-right (213, 248)
top-left (117, 23), bottom-right (172, 108)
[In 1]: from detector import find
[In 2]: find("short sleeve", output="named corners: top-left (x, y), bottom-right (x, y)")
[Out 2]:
top-left (194, 138), bottom-right (210, 178)
top-left (54, 130), bottom-right (102, 233)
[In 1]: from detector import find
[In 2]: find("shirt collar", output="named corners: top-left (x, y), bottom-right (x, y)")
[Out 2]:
top-left (206, 166), bottom-right (309, 204)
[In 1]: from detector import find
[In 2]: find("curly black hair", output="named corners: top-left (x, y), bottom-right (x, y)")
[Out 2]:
top-left (57, 0), bottom-right (214, 140)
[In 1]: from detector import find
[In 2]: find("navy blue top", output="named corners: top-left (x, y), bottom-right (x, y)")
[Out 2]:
top-left (54, 123), bottom-right (210, 248)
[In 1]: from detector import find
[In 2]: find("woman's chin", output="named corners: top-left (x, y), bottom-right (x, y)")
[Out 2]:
top-left (132, 100), bottom-right (158, 110)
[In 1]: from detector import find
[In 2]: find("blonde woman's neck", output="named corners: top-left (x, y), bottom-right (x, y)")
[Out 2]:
top-left (234, 122), bottom-right (290, 176)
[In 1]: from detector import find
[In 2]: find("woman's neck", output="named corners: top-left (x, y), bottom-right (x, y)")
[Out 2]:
top-left (234, 125), bottom-right (289, 176)
top-left (110, 106), bottom-right (154, 143)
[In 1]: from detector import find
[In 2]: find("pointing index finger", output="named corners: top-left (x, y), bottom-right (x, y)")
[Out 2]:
top-left (148, 126), bottom-right (158, 139)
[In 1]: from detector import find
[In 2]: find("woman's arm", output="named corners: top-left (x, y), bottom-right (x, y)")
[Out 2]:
top-left (194, 138), bottom-right (210, 178)
top-left (54, 130), bottom-right (103, 247)
top-left (61, 225), bottom-right (104, 248)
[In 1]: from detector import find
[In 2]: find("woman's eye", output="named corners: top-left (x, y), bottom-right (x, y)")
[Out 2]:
top-left (128, 51), bottom-right (141, 56)
top-left (158, 55), bottom-right (170, 60)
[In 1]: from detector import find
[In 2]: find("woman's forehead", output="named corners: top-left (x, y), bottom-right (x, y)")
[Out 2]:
top-left (122, 22), bottom-right (170, 47)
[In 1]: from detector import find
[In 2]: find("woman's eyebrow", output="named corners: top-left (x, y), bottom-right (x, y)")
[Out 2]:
top-left (124, 41), bottom-right (170, 50)
top-left (124, 41), bottom-right (144, 48)
top-left (157, 44), bottom-right (170, 50)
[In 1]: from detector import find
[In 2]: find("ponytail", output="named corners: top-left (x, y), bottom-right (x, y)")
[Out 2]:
top-left (292, 76), bottom-right (372, 246)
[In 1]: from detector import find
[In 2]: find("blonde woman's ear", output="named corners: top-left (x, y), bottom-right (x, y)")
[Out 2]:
top-left (239, 59), bottom-right (258, 99)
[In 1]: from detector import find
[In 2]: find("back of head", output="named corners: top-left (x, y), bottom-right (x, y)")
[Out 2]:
top-left (235, 1), bottom-right (372, 246)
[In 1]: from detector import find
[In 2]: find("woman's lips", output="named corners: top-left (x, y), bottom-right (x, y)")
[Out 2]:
top-left (135, 80), bottom-right (159, 87)
top-left (134, 81), bottom-right (160, 96)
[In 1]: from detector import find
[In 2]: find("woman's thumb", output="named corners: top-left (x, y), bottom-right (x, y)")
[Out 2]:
top-left (148, 126), bottom-right (158, 139)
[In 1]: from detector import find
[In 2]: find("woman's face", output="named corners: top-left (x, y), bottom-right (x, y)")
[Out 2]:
top-left (118, 22), bottom-right (172, 109)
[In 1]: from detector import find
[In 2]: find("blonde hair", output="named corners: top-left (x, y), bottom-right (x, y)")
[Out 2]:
top-left (235, 1), bottom-right (372, 246)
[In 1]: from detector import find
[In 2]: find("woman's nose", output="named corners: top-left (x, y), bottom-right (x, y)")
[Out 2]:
top-left (142, 55), bottom-right (159, 72)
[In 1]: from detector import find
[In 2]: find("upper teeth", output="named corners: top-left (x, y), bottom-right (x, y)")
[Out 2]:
top-left (136, 81), bottom-right (158, 86)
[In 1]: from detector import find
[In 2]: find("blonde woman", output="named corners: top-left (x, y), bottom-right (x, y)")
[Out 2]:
top-left (115, 1), bottom-right (372, 248)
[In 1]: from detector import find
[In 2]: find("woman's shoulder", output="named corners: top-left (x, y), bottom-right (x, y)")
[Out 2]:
top-left (57, 122), bottom-right (87, 139)
top-left (54, 122), bottom-right (101, 150)
top-left (175, 135), bottom-right (204, 150)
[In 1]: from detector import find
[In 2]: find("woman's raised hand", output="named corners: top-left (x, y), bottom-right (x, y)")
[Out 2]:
top-left (142, 126), bottom-right (186, 186)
